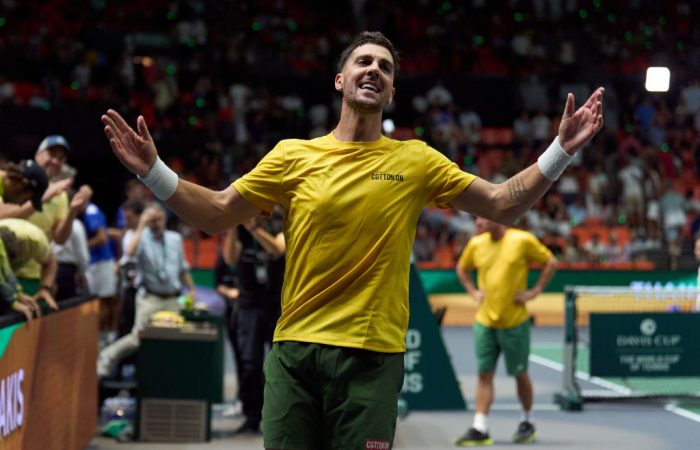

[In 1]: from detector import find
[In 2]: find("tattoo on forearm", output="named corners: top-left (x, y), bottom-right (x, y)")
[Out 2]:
top-left (508, 176), bottom-right (527, 202)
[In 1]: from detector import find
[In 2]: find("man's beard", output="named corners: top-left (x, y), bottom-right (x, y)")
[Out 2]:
top-left (344, 87), bottom-right (388, 113)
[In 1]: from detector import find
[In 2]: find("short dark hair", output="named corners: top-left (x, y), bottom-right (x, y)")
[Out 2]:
top-left (337, 31), bottom-right (400, 77)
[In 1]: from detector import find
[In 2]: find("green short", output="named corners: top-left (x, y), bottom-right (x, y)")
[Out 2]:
top-left (263, 341), bottom-right (404, 450)
top-left (473, 320), bottom-right (530, 376)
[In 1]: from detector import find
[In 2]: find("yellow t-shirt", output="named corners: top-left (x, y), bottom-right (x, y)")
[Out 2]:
top-left (233, 133), bottom-right (476, 352)
top-left (0, 218), bottom-right (51, 272)
top-left (16, 191), bottom-right (68, 279)
top-left (458, 228), bottom-right (553, 329)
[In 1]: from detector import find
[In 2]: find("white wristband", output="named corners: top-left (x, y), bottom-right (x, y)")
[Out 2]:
top-left (137, 156), bottom-right (178, 200)
top-left (537, 137), bottom-right (574, 182)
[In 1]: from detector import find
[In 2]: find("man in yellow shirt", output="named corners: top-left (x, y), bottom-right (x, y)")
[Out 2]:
top-left (102, 31), bottom-right (603, 449)
top-left (0, 228), bottom-right (43, 321)
top-left (455, 217), bottom-right (558, 446)
top-left (0, 159), bottom-right (49, 218)
top-left (17, 135), bottom-right (91, 294)
top-left (0, 218), bottom-right (59, 311)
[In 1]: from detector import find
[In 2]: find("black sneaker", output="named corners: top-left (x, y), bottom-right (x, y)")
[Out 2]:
top-left (453, 427), bottom-right (493, 447)
top-left (512, 421), bottom-right (536, 443)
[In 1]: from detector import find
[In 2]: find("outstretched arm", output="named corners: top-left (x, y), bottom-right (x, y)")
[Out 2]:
top-left (101, 110), bottom-right (260, 234)
top-left (450, 88), bottom-right (604, 224)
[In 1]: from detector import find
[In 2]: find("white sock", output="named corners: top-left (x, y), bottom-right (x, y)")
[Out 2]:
top-left (473, 413), bottom-right (488, 433)
top-left (520, 410), bottom-right (532, 423)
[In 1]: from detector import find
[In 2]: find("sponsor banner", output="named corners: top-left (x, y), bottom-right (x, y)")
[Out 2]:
top-left (590, 312), bottom-right (700, 377)
top-left (0, 300), bottom-right (98, 449)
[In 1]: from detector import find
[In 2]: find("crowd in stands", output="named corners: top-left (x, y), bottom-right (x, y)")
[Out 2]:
top-left (0, 1), bottom-right (699, 274)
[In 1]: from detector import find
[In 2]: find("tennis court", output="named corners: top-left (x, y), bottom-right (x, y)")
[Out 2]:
top-left (90, 326), bottom-right (700, 449)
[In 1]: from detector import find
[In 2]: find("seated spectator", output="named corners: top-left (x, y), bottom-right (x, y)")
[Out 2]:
top-left (562, 234), bottom-right (589, 264)
top-left (659, 181), bottom-right (687, 270)
top-left (606, 231), bottom-right (626, 263)
top-left (584, 232), bottom-right (610, 263)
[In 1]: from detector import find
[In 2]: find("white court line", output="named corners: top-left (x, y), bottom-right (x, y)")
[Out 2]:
top-left (529, 350), bottom-right (700, 423)
top-left (664, 404), bottom-right (700, 424)
top-left (528, 354), bottom-right (632, 395)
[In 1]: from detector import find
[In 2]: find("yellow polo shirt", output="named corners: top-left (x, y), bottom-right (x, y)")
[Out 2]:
top-left (233, 133), bottom-right (476, 352)
top-left (458, 229), bottom-right (553, 329)
top-left (0, 218), bottom-right (51, 271)
top-left (16, 192), bottom-right (68, 278)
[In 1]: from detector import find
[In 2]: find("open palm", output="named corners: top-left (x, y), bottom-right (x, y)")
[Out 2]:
top-left (101, 110), bottom-right (157, 177)
top-left (558, 87), bottom-right (605, 155)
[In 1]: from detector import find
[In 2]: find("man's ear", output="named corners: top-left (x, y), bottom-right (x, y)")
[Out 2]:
top-left (334, 73), bottom-right (343, 92)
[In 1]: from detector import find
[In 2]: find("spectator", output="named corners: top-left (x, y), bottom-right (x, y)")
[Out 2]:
top-left (97, 203), bottom-right (195, 378)
top-left (658, 182), bottom-right (687, 270)
top-left (116, 199), bottom-right (145, 338)
top-left (222, 211), bottom-right (285, 434)
top-left (0, 218), bottom-right (59, 311)
top-left (0, 227), bottom-right (42, 321)
top-left (22, 135), bottom-right (91, 293)
top-left (81, 200), bottom-right (119, 345)
top-left (52, 196), bottom-right (90, 301)
top-left (584, 232), bottom-right (610, 263)
top-left (0, 160), bottom-right (49, 219)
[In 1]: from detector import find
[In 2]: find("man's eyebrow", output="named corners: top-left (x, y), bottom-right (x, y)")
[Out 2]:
top-left (354, 53), bottom-right (394, 69)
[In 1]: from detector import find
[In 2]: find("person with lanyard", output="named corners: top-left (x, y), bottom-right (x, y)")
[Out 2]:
top-left (97, 202), bottom-right (195, 378)
top-left (116, 199), bottom-right (145, 338)
top-left (102, 31), bottom-right (604, 449)
top-left (222, 209), bottom-right (285, 434)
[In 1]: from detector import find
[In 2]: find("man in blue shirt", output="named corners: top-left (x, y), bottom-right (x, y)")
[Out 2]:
top-left (82, 201), bottom-right (118, 343)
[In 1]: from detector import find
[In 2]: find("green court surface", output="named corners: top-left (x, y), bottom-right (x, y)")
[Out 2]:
top-left (531, 343), bottom-right (700, 416)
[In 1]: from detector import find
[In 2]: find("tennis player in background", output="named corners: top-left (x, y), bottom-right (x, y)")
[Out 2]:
top-left (455, 217), bottom-right (558, 446)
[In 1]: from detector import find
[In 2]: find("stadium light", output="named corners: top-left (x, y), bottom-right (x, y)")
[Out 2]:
top-left (382, 118), bottom-right (396, 135)
top-left (645, 67), bottom-right (670, 92)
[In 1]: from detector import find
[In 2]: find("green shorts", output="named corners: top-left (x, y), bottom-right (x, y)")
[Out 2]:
top-left (474, 320), bottom-right (530, 376)
top-left (263, 341), bottom-right (404, 450)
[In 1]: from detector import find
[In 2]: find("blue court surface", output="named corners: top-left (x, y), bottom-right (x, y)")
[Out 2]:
top-left (89, 326), bottom-right (700, 449)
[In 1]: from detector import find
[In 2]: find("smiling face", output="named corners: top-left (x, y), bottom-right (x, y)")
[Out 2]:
top-left (335, 43), bottom-right (396, 114)
top-left (35, 146), bottom-right (67, 179)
